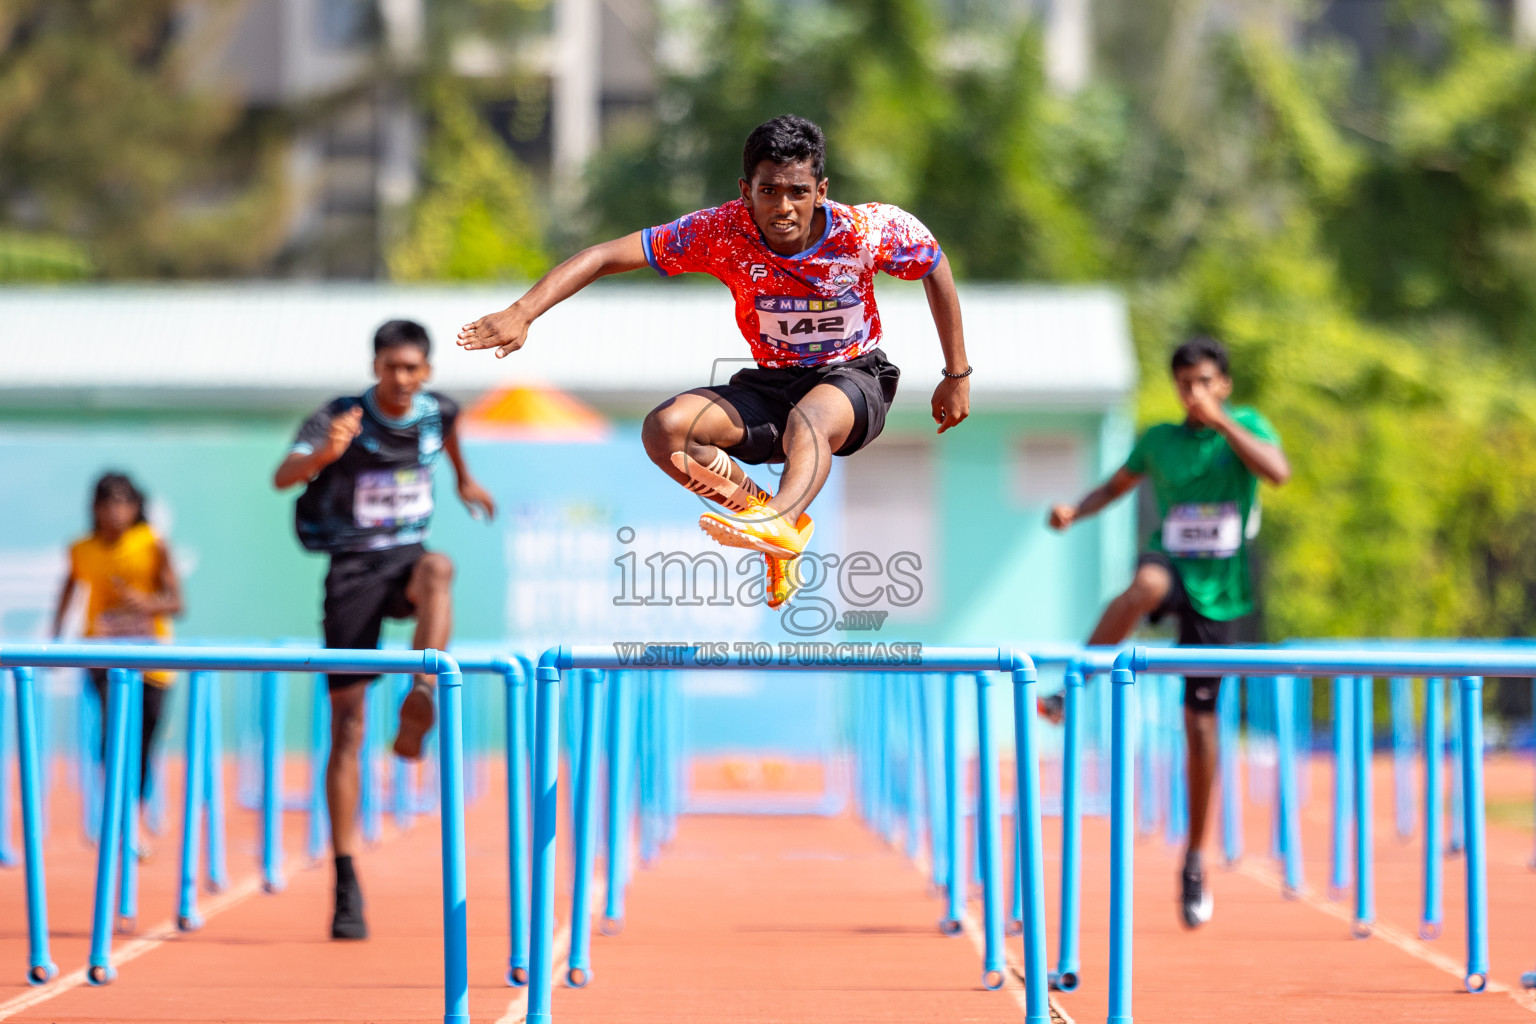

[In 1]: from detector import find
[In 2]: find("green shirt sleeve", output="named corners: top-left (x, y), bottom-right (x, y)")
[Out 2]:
top-left (1231, 406), bottom-right (1281, 447)
top-left (1123, 429), bottom-right (1151, 475)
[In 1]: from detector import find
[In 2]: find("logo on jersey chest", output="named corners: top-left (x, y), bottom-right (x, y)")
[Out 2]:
top-left (749, 263), bottom-right (768, 281)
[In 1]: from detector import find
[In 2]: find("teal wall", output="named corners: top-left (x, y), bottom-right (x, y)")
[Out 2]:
top-left (0, 406), bottom-right (1135, 650)
top-left (878, 408), bottom-right (1136, 647)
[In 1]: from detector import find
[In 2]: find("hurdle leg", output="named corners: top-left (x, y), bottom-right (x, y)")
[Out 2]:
top-left (307, 674), bottom-right (330, 863)
top-left (204, 675), bottom-right (229, 892)
top-left (177, 671), bottom-right (210, 932)
top-left (1391, 677), bottom-right (1415, 842)
top-left (566, 670), bottom-right (606, 988)
top-left (118, 672), bottom-right (143, 933)
top-left (1352, 675), bottom-right (1374, 937)
top-left (1422, 677), bottom-right (1444, 939)
top-left (1449, 694), bottom-right (1465, 853)
top-left (1275, 675), bottom-right (1304, 897)
top-left (0, 670), bottom-right (15, 869)
top-left (87, 668), bottom-right (132, 985)
top-left (974, 673), bottom-right (1006, 990)
top-left (921, 675), bottom-right (947, 894)
top-left (663, 673), bottom-right (680, 843)
top-left (360, 684), bottom-right (382, 845)
top-left (260, 671), bottom-right (285, 893)
top-left (1107, 657), bottom-right (1136, 1024)
top-left (1008, 662), bottom-right (1050, 1023)
top-left (1218, 676), bottom-right (1243, 868)
top-left (941, 672), bottom-right (966, 935)
top-left (603, 670), bottom-right (632, 935)
top-left (426, 658), bottom-right (469, 1024)
top-left (528, 659), bottom-right (562, 1024)
top-left (905, 676), bottom-right (923, 862)
top-left (1458, 677), bottom-right (1490, 993)
top-left (874, 675), bottom-right (892, 842)
top-left (79, 675), bottom-right (101, 843)
top-left (1329, 676), bottom-right (1353, 900)
top-left (1136, 679), bottom-right (1156, 838)
top-left (1051, 661), bottom-right (1084, 992)
top-left (14, 668), bottom-right (58, 984)
top-left (507, 663), bottom-right (532, 985)
top-left (638, 672), bottom-right (659, 866)
top-left (393, 675), bottom-right (415, 831)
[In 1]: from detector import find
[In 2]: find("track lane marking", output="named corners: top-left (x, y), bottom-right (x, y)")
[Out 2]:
top-left (0, 874), bottom-right (264, 1021)
top-left (1235, 858), bottom-right (1536, 1012)
top-left (908, 849), bottom-right (1075, 1023)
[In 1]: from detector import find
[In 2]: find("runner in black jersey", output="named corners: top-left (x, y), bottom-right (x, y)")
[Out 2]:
top-left (273, 319), bottom-right (495, 939)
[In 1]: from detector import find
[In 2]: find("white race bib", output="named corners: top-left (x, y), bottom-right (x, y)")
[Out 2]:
top-left (1162, 501), bottom-right (1242, 558)
top-left (754, 291), bottom-right (867, 359)
top-left (354, 468), bottom-right (433, 528)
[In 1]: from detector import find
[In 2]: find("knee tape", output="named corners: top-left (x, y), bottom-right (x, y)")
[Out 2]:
top-left (671, 449), bottom-right (768, 511)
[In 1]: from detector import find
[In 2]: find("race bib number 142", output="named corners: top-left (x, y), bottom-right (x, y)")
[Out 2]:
top-left (755, 292), bottom-right (866, 357)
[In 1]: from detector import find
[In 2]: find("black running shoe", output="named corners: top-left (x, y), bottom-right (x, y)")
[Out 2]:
top-left (331, 877), bottom-right (368, 940)
top-left (1179, 864), bottom-right (1212, 929)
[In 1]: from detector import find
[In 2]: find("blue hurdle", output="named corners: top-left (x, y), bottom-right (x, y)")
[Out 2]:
top-left (0, 643), bottom-right (471, 1024)
top-left (524, 645), bottom-right (1052, 1024)
top-left (1109, 646), bottom-right (1505, 1022)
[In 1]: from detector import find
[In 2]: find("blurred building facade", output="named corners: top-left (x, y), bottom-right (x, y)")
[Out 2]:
top-left (199, 0), bottom-right (658, 277)
top-left (192, 0), bottom-right (1107, 278)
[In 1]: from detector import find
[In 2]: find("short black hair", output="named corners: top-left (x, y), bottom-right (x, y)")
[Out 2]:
top-left (374, 319), bottom-right (431, 358)
top-left (1170, 335), bottom-right (1230, 377)
top-left (742, 115), bottom-right (827, 182)
top-left (91, 471), bottom-right (148, 527)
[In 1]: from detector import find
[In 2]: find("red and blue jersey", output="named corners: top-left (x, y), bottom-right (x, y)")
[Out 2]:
top-left (642, 198), bottom-right (942, 368)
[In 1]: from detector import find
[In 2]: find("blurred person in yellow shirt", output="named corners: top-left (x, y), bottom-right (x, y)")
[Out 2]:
top-left (51, 472), bottom-right (184, 799)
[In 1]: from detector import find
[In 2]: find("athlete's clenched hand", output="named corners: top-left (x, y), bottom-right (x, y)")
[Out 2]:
top-left (931, 376), bottom-right (970, 434)
top-left (1048, 505), bottom-right (1077, 531)
top-left (458, 306), bottom-right (531, 359)
top-left (1184, 387), bottom-right (1228, 429)
top-left (324, 407), bottom-right (364, 462)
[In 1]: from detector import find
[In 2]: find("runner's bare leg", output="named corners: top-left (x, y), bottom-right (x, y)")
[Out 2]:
top-left (771, 384), bottom-right (855, 522)
top-left (393, 552), bottom-right (454, 759)
top-left (327, 686), bottom-right (367, 857)
top-left (1185, 708), bottom-right (1219, 855)
top-left (641, 390), bottom-right (767, 504)
top-left (1086, 562), bottom-right (1172, 645)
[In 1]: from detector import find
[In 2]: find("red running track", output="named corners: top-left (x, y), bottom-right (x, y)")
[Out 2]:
top-left (2, 755), bottom-right (1536, 1022)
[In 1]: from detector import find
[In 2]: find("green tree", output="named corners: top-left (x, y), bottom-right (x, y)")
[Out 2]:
top-left (0, 0), bottom-right (290, 276)
top-left (387, 84), bottom-right (548, 281)
top-left (583, 0), bottom-right (1536, 643)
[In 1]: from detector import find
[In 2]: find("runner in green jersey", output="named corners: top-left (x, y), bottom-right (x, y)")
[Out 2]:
top-left (1045, 335), bottom-right (1289, 930)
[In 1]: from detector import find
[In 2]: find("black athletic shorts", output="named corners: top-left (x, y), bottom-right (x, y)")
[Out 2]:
top-left (706, 348), bottom-right (900, 466)
top-left (322, 542), bottom-right (426, 690)
top-left (1140, 551), bottom-right (1236, 715)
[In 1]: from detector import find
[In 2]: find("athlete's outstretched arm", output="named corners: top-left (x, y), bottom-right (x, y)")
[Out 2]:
top-left (923, 254), bottom-right (971, 434)
top-left (1049, 467), bottom-right (1143, 531)
top-left (443, 424), bottom-right (496, 521)
top-left (458, 232), bottom-right (650, 359)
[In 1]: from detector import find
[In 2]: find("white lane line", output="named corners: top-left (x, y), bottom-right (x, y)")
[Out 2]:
top-left (0, 874), bottom-right (265, 1021)
top-left (0, 807), bottom-right (413, 1022)
top-left (494, 877), bottom-right (604, 1024)
top-left (1235, 859), bottom-right (1536, 1012)
top-left (957, 913), bottom-right (1076, 1024)
top-left (909, 850), bottom-right (1073, 1023)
